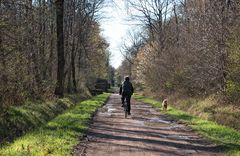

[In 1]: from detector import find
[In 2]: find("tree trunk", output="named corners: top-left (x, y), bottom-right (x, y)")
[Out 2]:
top-left (67, 66), bottom-right (72, 93)
top-left (54, 0), bottom-right (65, 97)
top-left (47, 0), bottom-right (54, 79)
top-left (71, 40), bottom-right (77, 93)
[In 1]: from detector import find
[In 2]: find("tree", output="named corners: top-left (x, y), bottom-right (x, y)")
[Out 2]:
top-left (123, 0), bottom-right (240, 99)
top-left (0, 0), bottom-right (109, 106)
top-left (54, 0), bottom-right (65, 97)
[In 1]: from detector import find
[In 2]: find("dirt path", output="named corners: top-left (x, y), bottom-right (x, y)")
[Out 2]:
top-left (73, 94), bottom-right (223, 156)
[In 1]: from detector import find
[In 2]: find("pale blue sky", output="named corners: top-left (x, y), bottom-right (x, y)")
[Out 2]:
top-left (100, 0), bottom-right (135, 69)
top-left (99, 0), bottom-right (173, 69)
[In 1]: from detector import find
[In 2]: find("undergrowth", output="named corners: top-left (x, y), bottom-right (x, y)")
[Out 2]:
top-left (0, 93), bottom-right (110, 156)
top-left (0, 94), bottom-right (88, 145)
top-left (134, 94), bottom-right (240, 156)
top-left (169, 96), bottom-right (240, 130)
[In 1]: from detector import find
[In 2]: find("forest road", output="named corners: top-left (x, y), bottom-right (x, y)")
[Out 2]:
top-left (73, 94), bottom-right (224, 156)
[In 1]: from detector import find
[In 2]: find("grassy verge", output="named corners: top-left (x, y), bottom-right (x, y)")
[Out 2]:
top-left (168, 95), bottom-right (240, 130)
top-left (0, 94), bottom-right (89, 145)
top-left (134, 94), bottom-right (240, 156)
top-left (0, 93), bottom-right (110, 156)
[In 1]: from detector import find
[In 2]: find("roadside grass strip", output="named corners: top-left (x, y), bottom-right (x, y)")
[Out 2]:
top-left (0, 94), bottom-right (90, 144)
top-left (0, 93), bottom-right (110, 156)
top-left (134, 94), bottom-right (240, 156)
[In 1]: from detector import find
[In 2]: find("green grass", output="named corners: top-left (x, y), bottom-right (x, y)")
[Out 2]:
top-left (0, 93), bottom-right (110, 156)
top-left (0, 94), bottom-right (89, 144)
top-left (134, 94), bottom-right (240, 156)
top-left (169, 96), bottom-right (240, 130)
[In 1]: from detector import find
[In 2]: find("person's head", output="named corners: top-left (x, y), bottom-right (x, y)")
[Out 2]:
top-left (125, 76), bottom-right (130, 81)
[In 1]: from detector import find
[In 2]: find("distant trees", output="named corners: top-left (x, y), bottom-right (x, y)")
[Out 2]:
top-left (0, 0), bottom-right (109, 106)
top-left (119, 0), bottom-right (240, 101)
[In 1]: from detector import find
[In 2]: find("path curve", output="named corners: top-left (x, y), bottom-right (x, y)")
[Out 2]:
top-left (73, 94), bottom-right (223, 156)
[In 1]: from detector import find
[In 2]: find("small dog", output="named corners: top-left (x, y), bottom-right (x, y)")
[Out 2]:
top-left (162, 99), bottom-right (168, 111)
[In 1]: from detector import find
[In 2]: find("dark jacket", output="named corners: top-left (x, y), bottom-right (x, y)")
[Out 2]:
top-left (119, 81), bottom-right (134, 95)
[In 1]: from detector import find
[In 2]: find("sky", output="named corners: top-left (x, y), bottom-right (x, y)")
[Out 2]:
top-left (99, 0), bottom-right (135, 69)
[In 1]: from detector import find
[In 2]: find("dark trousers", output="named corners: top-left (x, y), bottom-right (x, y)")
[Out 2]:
top-left (121, 92), bottom-right (131, 113)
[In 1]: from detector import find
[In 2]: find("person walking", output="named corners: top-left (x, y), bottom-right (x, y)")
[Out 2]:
top-left (119, 76), bottom-right (134, 115)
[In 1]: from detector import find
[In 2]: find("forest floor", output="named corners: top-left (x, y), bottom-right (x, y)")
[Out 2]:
top-left (73, 94), bottom-right (224, 156)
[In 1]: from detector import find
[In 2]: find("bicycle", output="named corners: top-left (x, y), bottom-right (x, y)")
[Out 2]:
top-left (123, 100), bottom-right (128, 118)
top-left (122, 95), bottom-right (131, 118)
